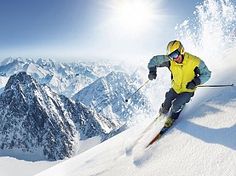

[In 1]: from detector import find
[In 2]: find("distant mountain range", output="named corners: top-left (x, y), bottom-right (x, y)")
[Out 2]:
top-left (0, 57), bottom-right (116, 97)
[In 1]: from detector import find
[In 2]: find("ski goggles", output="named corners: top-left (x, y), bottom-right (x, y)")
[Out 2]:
top-left (168, 49), bottom-right (181, 60)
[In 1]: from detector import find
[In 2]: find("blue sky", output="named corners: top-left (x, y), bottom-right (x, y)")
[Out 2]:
top-left (0, 0), bottom-right (204, 61)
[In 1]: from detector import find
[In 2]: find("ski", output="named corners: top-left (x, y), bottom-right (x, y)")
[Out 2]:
top-left (146, 133), bottom-right (162, 148)
top-left (125, 114), bottom-right (164, 155)
top-left (145, 120), bottom-right (175, 148)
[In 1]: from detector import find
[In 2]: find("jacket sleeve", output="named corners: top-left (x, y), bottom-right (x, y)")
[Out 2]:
top-left (197, 60), bottom-right (211, 84)
top-left (148, 55), bottom-right (170, 69)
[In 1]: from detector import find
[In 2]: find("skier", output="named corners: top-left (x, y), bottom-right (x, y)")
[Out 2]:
top-left (148, 40), bottom-right (211, 135)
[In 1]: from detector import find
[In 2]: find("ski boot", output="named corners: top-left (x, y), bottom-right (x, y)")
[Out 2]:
top-left (159, 116), bottom-right (176, 135)
top-left (164, 117), bottom-right (175, 128)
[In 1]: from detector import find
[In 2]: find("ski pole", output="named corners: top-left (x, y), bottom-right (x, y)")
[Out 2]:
top-left (198, 84), bottom-right (234, 88)
top-left (125, 80), bottom-right (149, 102)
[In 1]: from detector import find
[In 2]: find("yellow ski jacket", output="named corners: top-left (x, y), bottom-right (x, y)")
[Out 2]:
top-left (148, 52), bottom-right (211, 94)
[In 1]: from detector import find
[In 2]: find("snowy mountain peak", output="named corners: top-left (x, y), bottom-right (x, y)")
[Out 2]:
top-left (5, 71), bottom-right (36, 90)
top-left (0, 72), bottom-right (80, 160)
top-left (0, 72), bottom-right (124, 161)
top-left (73, 71), bottom-right (152, 123)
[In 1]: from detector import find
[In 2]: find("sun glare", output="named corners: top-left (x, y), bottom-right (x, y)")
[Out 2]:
top-left (109, 0), bottom-right (157, 33)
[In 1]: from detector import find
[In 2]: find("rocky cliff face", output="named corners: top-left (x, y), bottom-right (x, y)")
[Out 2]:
top-left (0, 72), bottom-right (117, 160)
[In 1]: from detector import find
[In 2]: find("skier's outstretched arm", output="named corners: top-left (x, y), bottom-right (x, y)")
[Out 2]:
top-left (148, 55), bottom-right (170, 70)
top-left (147, 55), bottom-right (170, 80)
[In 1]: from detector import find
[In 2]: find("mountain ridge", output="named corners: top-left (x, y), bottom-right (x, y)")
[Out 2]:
top-left (0, 72), bottom-right (121, 160)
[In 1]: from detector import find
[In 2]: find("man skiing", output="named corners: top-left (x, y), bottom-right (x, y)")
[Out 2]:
top-left (147, 40), bottom-right (211, 137)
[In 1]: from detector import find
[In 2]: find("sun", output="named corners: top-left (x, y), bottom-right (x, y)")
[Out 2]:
top-left (108, 0), bottom-right (157, 33)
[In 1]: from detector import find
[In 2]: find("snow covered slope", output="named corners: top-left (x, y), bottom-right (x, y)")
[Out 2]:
top-left (34, 49), bottom-right (236, 175)
top-left (33, 79), bottom-right (236, 175)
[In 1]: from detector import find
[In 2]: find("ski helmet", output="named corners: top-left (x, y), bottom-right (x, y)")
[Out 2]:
top-left (166, 40), bottom-right (185, 56)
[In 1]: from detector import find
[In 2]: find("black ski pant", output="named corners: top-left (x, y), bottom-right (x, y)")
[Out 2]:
top-left (159, 88), bottom-right (194, 119)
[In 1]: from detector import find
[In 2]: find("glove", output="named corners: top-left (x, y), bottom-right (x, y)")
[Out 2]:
top-left (186, 81), bottom-right (196, 89)
top-left (186, 77), bottom-right (201, 89)
top-left (148, 72), bottom-right (157, 80)
top-left (148, 67), bottom-right (157, 80)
